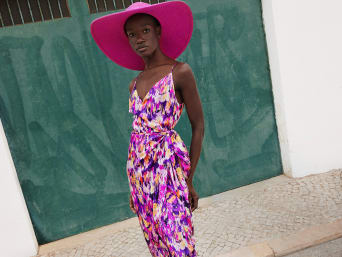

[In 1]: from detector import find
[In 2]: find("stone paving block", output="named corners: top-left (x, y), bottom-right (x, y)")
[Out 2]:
top-left (286, 237), bottom-right (342, 257)
top-left (268, 218), bottom-right (342, 257)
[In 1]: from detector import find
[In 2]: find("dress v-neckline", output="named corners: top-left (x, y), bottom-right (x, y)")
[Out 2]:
top-left (134, 72), bottom-right (171, 103)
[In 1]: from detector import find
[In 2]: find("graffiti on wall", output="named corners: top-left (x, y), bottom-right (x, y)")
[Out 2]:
top-left (0, 0), bottom-right (282, 243)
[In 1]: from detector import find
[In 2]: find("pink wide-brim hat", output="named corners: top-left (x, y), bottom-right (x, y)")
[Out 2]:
top-left (90, 1), bottom-right (193, 71)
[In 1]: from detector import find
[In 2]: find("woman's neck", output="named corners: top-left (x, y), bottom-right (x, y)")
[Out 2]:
top-left (142, 49), bottom-right (174, 71)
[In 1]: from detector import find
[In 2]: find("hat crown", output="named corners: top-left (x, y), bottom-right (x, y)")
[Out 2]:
top-left (126, 2), bottom-right (151, 11)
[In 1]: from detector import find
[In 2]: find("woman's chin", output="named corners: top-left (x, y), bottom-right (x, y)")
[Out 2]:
top-left (136, 48), bottom-right (155, 58)
top-left (138, 52), bottom-right (151, 58)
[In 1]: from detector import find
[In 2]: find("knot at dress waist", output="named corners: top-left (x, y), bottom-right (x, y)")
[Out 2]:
top-left (129, 128), bottom-right (191, 179)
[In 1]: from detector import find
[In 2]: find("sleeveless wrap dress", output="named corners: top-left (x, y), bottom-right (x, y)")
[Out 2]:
top-left (127, 64), bottom-right (197, 256)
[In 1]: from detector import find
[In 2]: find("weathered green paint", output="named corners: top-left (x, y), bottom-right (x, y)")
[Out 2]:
top-left (0, 0), bottom-right (282, 244)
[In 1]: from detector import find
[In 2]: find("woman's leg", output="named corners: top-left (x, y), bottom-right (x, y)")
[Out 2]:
top-left (156, 176), bottom-right (197, 257)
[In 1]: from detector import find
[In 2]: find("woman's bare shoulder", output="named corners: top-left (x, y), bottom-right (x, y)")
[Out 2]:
top-left (173, 62), bottom-right (196, 90)
top-left (174, 61), bottom-right (193, 75)
top-left (128, 77), bottom-right (136, 95)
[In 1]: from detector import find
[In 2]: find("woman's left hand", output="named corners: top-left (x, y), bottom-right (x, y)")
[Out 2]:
top-left (186, 179), bottom-right (199, 212)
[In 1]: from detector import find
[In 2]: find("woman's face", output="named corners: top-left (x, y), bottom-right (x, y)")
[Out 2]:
top-left (124, 14), bottom-right (161, 58)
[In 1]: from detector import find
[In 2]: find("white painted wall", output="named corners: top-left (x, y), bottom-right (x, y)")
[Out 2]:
top-left (0, 120), bottom-right (38, 257)
top-left (262, 0), bottom-right (342, 177)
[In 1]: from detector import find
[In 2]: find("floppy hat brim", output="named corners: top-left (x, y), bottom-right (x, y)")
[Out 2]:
top-left (90, 1), bottom-right (193, 71)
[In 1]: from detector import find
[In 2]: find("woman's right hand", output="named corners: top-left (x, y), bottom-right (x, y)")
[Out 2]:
top-left (129, 194), bottom-right (136, 214)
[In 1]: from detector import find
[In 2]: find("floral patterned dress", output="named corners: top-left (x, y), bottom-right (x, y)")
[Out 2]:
top-left (126, 64), bottom-right (197, 256)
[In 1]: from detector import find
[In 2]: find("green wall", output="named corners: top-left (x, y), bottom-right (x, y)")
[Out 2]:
top-left (0, 0), bottom-right (282, 244)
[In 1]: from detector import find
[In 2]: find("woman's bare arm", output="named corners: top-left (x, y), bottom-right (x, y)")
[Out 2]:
top-left (173, 62), bottom-right (205, 211)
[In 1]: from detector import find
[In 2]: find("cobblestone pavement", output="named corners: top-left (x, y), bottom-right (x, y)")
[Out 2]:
top-left (36, 169), bottom-right (342, 257)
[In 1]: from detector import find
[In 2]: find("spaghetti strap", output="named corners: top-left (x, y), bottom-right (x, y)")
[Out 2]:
top-left (171, 62), bottom-right (178, 72)
top-left (136, 63), bottom-right (177, 85)
top-left (135, 71), bottom-right (143, 82)
top-left (134, 71), bottom-right (144, 88)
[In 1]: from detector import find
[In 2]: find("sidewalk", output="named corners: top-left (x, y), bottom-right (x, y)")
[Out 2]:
top-left (34, 168), bottom-right (342, 257)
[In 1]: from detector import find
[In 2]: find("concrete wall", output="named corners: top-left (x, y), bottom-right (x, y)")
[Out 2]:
top-left (0, 120), bottom-right (38, 257)
top-left (262, 0), bottom-right (342, 177)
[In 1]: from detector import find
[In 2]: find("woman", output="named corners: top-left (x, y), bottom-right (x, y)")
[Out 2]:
top-left (91, 2), bottom-right (204, 256)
